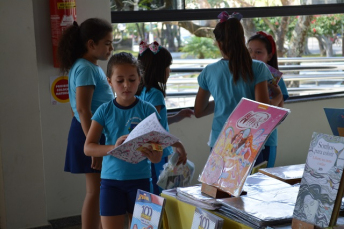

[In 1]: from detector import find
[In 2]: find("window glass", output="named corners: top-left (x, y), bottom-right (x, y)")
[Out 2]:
top-left (112, 13), bottom-right (344, 109)
top-left (110, 0), bottom-right (344, 11)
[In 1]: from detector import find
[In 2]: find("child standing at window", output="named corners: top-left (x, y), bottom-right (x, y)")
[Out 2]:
top-left (58, 18), bottom-right (114, 229)
top-left (136, 41), bottom-right (194, 195)
top-left (247, 31), bottom-right (289, 167)
top-left (84, 52), bottom-right (187, 229)
top-left (194, 11), bottom-right (282, 151)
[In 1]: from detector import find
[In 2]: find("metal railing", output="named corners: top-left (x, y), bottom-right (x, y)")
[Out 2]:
top-left (165, 57), bottom-right (344, 109)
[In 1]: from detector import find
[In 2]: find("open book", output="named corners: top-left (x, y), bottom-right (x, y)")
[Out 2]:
top-left (130, 189), bottom-right (166, 229)
top-left (292, 132), bottom-right (344, 228)
top-left (107, 113), bottom-right (179, 164)
top-left (199, 98), bottom-right (290, 197)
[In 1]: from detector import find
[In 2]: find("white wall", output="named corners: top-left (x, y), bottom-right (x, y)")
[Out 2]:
top-left (0, 0), bottom-right (111, 228)
top-left (0, 0), bottom-right (343, 228)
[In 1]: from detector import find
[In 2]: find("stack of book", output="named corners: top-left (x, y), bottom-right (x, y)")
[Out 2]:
top-left (176, 185), bottom-right (222, 210)
top-left (217, 185), bottom-right (300, 228)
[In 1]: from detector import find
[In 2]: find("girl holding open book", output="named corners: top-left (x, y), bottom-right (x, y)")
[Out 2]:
top-left (194, 11), bottom-right (282, 152)
top-left (247, 31), bottom-right (289, 167)
top-left (136, 41), bottom-right (194, 195)
top-left (84, 52), bottom-right (187, 229)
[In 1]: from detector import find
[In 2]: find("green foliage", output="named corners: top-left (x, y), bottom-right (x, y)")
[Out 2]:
top-left (180, 36), bottom-right (220, 59)
top-left (309, 14), bottom-right (344, 37)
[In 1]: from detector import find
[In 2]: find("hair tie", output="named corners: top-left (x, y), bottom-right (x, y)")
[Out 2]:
top-left (139, 41), bottom-right (160, 56)
top-left (73, 21), bottom-right (78, 27)
top-left (217, 11), bottom-right (243, 23)
top-left (257, 31), bottom-right (276, 55)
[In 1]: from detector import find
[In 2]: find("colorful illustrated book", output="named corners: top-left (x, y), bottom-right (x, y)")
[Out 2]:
top-left (107, 113), bottom-right (179, 164)
top-left (324, 108), bottom-right (344, 136)
top-left (157, 152), bottom-right (195, 190)
top-left (130, 189), bottom-right (166, 229)
top-left (191, 207), bottom-right (224, 229)
top-left (267, 64), bottom-right (283, 98)
top-left (258, 164), bottom-right (305, 185)
top-left (293, 132), bottom-right (344, 228)
top-left (199, 98), bottom-right (290, 197)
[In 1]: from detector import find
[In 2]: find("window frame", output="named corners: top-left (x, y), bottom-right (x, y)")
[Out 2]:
top-left (111, 3), bottom-right (344, 23)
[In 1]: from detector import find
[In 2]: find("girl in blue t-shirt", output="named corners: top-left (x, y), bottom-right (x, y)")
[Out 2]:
top-left (194, 11), bottom-right (283, 150)
top-left (84, 52), bottom-right (187, 229)
top-left (136, 41), bottom-right (194, 195)
top-left (247, 31), bottom-right (289, 168)
top-left (57, 18), bottom-right (114, 229)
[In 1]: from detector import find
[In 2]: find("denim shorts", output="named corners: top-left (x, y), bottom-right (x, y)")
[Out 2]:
top-left (100, 178), bottom-right (150, 216)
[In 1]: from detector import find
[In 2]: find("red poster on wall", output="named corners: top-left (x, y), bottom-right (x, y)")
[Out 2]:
top-left (50, 0), bottom-right (77, 68)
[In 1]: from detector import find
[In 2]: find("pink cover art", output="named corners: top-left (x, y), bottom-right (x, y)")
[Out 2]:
top-left (199, 98), bottom-right (290, 197)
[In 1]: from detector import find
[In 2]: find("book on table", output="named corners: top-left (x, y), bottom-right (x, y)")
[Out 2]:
top-left (324, 107), bottom-right (344, 136)
top-left (258, 164), bottom-right (305, 185)
top-left (191, 207), bottom-right (224, 229)
top-left (292, 132), bottom-right (344, 228)
top-left (130, 189), bottom-right (165, 229)
top-left (106, 113), bottom-right (179, 164)
top-left (198, 97), bottom-right (290, 197)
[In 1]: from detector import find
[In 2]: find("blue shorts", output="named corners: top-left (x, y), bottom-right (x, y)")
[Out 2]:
top-left (64, 117), bottom-right (105, 173)
top-left (100, 178), bottom-right (150, 216)
top-left (254, 145), bottom-right (277, 168)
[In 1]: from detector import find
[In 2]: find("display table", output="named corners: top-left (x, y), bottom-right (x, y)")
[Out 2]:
top-left (161, 192), bottom-right (251, 229)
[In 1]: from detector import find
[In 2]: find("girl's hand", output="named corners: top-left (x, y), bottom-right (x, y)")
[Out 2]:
top-left (91, 156), bottom-right (102, 170)
top-left (115, 135), bottom-right (128, 147)
top-left (173, 142), bottom-right (187, 165)
top-left (268, 83), bottom-right (283, 106)
top-left (177, 108), bottom-right (194, 121)
top-left (140, 145), bottom-right (163, 163)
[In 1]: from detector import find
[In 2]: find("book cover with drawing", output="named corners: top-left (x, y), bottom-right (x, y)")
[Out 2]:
top-left (324, 108), bottom-right (344, 136)
top-left (267, 64), bottom-right (283, 98)
top-left (191, 207), bottom-right (224, 229)
top-left (292, 132), bottom-right (344, 228)
top-left (130, 189), bottom-right (166, 229)
top-left (107, 113), bottom-right (179, 164)
top-left (198, 98), bottom-right (290, 197)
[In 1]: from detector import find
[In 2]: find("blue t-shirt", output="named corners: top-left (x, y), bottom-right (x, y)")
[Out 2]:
top-left (69, 58), bottom-right (114, 122)
top-left (198, 59), bottom-right (272, 147)
top-left (92, 98), bottom-right (160, 180)
top-left (265, 77), bottom-right (289, 146)
top-left (137, 87), bottom-right (174, 157)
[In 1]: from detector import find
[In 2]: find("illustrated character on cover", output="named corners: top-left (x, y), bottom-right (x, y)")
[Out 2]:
top-left (237, 134), bottom-right (254, 166)
top-left (216, 126), bottom-right (234, 157)
top-left (294, 183), bottom-right (334, 225)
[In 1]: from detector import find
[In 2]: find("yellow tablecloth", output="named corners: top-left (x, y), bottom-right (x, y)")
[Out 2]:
top-left (161, 193), bottom-right (251, 229)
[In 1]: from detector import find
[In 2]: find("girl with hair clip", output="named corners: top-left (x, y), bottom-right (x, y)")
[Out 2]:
top-left (247, 31), bottom-right (289, 168)
top-left (57, 18), bottom-right (114, 229)
top-left (136, 41), bottom-right (194, 195)
top-left (84, 52), bottom-right (187, 229)
top-left (194, 11), bottom-right (282, 152)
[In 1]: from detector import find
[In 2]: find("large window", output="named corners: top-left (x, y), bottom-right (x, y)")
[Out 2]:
top-left (111, 1), bottom-right (344, 109)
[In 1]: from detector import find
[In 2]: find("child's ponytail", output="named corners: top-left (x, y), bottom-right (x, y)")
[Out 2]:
top-left (57, 21), bottom-right (84, 74)
top-left (213, 12), bottom-right (253, 84)
top-left (57, 18), bottom-right (113, 74)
